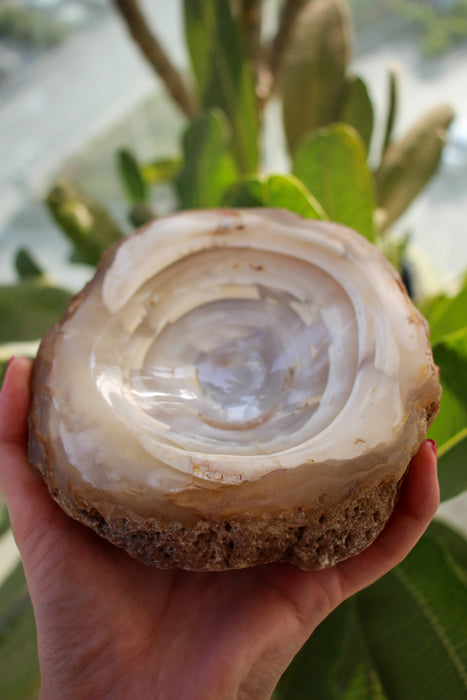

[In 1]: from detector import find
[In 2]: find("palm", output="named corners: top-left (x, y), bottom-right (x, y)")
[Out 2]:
top-left (0, 358), bottom-right (439, 700)
top-left (26, 506), bottom-right (333, 698)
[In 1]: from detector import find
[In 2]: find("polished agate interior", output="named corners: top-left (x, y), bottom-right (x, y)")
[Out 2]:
top-left (93, 247), bottom-right (356, 457)
top-left (45, 210), bottom-right (439, 497)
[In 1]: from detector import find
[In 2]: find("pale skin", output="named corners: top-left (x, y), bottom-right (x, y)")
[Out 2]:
top-left (0, 357), bottom-right (439, 700)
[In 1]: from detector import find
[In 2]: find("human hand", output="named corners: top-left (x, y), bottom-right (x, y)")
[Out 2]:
top-left (0, 357), bottom-right (439, 700)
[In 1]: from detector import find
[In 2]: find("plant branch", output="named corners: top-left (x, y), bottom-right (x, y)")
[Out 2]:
top-left (268, 0), bottom-right (310, 91)
top-left (238, 0), bottom-right (262, 76)
top-left (111, 0), bottom-right (197, 119)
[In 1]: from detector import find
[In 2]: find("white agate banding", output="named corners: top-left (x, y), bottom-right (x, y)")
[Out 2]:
top-left (29, 209), bottom-right (440, 570)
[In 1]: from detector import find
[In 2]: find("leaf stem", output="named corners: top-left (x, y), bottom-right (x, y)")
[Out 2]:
top-left (111, 0), bottom-right (197, 119)
top-left (238, 0), bottom-right (262, 76)
top-left (267, 0), bottom-right (309, 93)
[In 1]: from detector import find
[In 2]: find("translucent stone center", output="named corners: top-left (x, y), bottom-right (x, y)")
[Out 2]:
top-left (195, 327), bottom-right (284, 425)
top-left (128, 293), bottom-right (330, 443)
top-left (92, 248), bottom-right (358, 455)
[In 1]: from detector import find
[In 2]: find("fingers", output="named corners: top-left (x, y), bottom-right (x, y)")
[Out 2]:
top-left (330, 439), bottom-right (439, 599)
top-left (0, 356), bottom-right (32, 446)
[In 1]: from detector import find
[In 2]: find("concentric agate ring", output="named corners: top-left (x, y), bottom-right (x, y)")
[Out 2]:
top-left (29, 209), bottom-right (441, 571)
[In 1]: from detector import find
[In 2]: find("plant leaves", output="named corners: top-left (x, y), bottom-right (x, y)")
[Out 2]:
top-left (0, 563), bottom-right (40, 700)
top-left (428, 520), bottom-right (467, 581)
top-left (142, 156), bottom-right (181, 184)
top-left (335, 601), bottom-right (387, 700)
top-left (340, 662), bottom-right (387, 700)
top-left (425, 283), bottom-right (467, 345)
top-left (275, 596), bottom-right (389, 700)
top-left (276, 529), bottom-right (467, 699)
top-left (428, 327), bottom-right (467, 470)
top-left (281, 0), bottom-right (353, 154)
top-left (224, 173), bottom-right (328, 219)
top-left (339, 75), bottom-right (374, 154)
top-left (437, 428), bottom-right (467, 503)
top-left (375, 104), bottom-right (455, 230)
top-left (128, 203), bottom-right (156, 229)
top-left (0, 360), bottom-right (7, 387)
top-left (292, 123), bottom-right (375, 241)
top-left (356, 534), bottom-right (467, 700)
top-left (183, 0), bottom-right (259, 173)
top-left (117, 152), bottom-right (156, 224)
top-left (0, 282), bottom-right (71, 343)
top-left (428, 381), bottom-right (467, 460)
top-left (418, 291), bottom-right (450, 330)
top-left (381, 67), bottom-right (398, 155)
top-left (116, 148), bottom-right (148, 205)
top-left (14, 249), bottom-right (44, 281)
top-left (434, 327), bottom-right (467, 412)
top-left (0, 496), bottom-right (9, 537)
top-left (175, 110), bottom-right (239, 209)
top-left (265, 175), bottom-right (328, 218)
top-left (46, 179), bottom-right (124, 267)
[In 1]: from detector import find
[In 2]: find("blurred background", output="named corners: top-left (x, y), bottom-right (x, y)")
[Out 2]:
top-left (1, 0), bottom-right (467, 292)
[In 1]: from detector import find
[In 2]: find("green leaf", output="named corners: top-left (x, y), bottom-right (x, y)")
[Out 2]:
top-left (292, 124), bottom-right (375, 241)
top-left (0, 282), bottom-right (71, 343)
top-left (175, 110), bottom-right (239, 209)
top-left (340, 662), bottom-right (387, 700)
top-left (0, 360), bottom-right (7, 387)
top-left (0, 496), bottom-right (10, 537)
top-left (266, 175), bottom-right (328, 218)
top-left (116, 148), bottom-right (148, 205)
top-left (14, 249), bottom-right (44, 281)
top-left (276, 597), bottom-right (388, 699)
top-left (381, 67), bottom-right (398, 155)
top-left (277, 530), bottom-right (467, 699)
top-left (428, 382), bottom-right (467, 459)
top-left (224, 176), bottom-right (263, 208)
top-left (46, 179), bottom-right (124, 267)
top-left (339, 75), bottom-right (374, 154)
top-left (281, 0), bottom-right (352, 154)
top-left (224, 173), bottom-right (328, 219)
top-left (426, 284), bottom-right (467, 345)
top-left (128, 204), bottom-right (156, 229)
top-left (428, 327), bottom-right (467, 464)
top-left (380, 232), bottom-right (411, 276)
top-left (375, 104), bottom-right (455, 230)
top-left (0, 563), bottom-right (40, 700)
top-left (142, 156), bottom-right (181, 184)
top-left (428, 521), bottom-right (467, 581)
top-left (184, 0), bottom-right (259, 173)
top-left (434, 328), bottom-right (467, 411)
top-left (418, 291), bottom-right (450, 329)
top-left (357, 534), bottom-right (467, 700)
top-left (336, 601), bottom-right (387, 700)
top-left (437, 428), bottom-right (467, 503)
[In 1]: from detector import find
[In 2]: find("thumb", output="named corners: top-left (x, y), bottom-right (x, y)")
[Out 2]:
top-left (0, 357), bottom-right (59, 556)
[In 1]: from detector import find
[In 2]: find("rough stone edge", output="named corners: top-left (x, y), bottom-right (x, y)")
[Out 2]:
top-left (32, 468), bottom-right (403, 572)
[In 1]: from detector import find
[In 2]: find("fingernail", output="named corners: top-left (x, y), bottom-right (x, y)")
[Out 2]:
top-left (6, 356), bottom-right (15, 373)
top-left (427, 439), bottom-right (437, 457)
